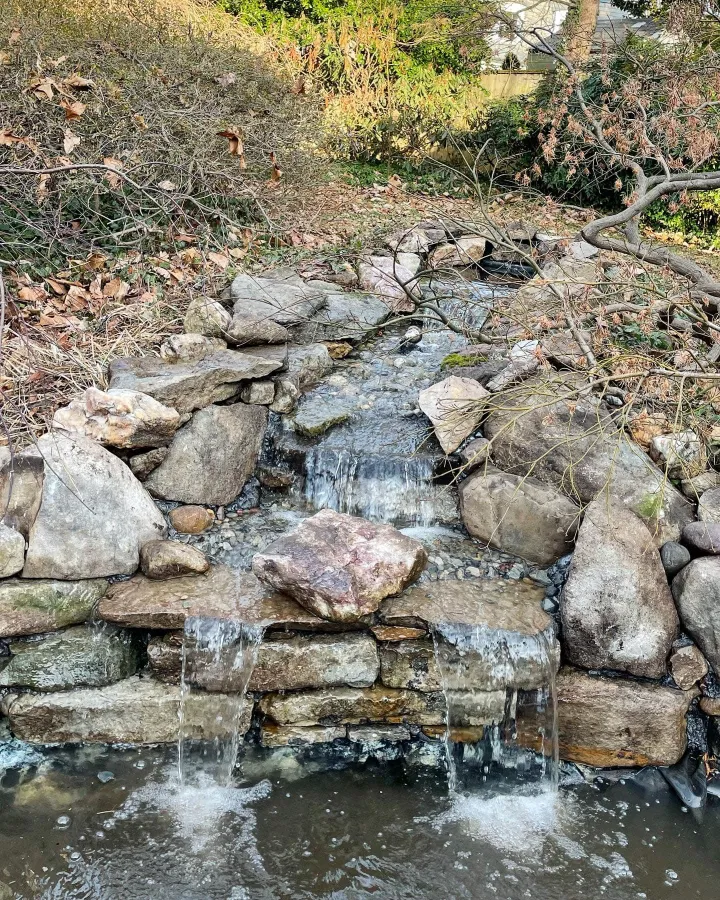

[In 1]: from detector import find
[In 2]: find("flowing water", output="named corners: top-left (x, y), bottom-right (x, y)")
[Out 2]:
top-left (178, 618), bottom-right (265, 787)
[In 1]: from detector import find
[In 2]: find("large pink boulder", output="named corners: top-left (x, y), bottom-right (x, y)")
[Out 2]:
top-left (252, 509), bottom-right (427, 623)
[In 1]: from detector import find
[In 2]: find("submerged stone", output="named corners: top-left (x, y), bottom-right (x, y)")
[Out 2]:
top-left (252, 509), bottom-right (427, 623)
top-left (291, 397), bottom-right (352, 437)
top-left (0, 578), bottom-right (107, 638)
top-left (0, 626), bottom-right (142, 691)
top-left (5, 676), bottom-right (251, 744)
top-left (260, 725), bottom-right (346, 748)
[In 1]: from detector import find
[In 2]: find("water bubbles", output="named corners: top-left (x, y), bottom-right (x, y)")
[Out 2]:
top-left (55, 815), bottom-right (71, 828)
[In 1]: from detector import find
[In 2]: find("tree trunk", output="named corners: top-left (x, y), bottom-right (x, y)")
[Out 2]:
top-left (564, 0), bottom-right (600, 62)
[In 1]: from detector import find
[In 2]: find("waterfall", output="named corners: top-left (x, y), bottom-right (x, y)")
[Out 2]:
top-left (178, 617), bottom-right (265, 787)
top-left (302, 447), bottom-right (456, 526)
top-left (432, 623), bottom-right (559, 797)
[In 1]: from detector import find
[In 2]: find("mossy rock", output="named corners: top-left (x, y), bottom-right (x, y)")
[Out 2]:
top-left (440, 352), bottom-right (487, 369)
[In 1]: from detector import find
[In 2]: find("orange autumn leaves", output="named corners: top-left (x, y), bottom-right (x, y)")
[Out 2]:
top-left (217, 125), bottom-right (283, 185)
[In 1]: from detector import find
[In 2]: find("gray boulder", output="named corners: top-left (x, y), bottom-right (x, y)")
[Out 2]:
top-left (128, 447), bottom-right (168, 481)
top-left (670, 644), bottom-right (708, 690)
top-left (357, 256), bottom-right (420, 313)
top-left (0, 523), bottom-right (25, 578)
top-left (484, 375), bottom-right (693, 542)
top-left (108, 349), bottom-right (283, 415)
top-left (699, 487), bottom-right (720, 523)
top-left (0, 626), bottom-right (142, 691)
top-left (418, 376), bottom-right (489, 454)
top-left (226, 314), bottom-right (289, 346)
top-left (0, 449), bottom-right (44, 537)
top-left (144, 403), bottom-right (267, 505)
top-left (459, 467), bottom-right (579, 565)
top-left (292, 397), bottom-right (352, 437)
top-left (660, 541), bottom-right (691, 578)
top-left (230, 272), bottom-right (328, 325)
top-left (561, 500), bottom-right (679, 678)
top-left (160, 333), bottom-right (226, 362)
top-left (291, 291), bottom-right (390, 343)
top-left (682, 521), bottom-right (720, 554)
top-left (184, 296), bottom-right (232, 337)
top-left (252, 509), bottom-right (427, 623)
top-left (672, 557), bottom-right (720, 672)
top-left (0, 577), bottom-right (107, 638)
top-left (22, 434), bottom-right (166, 580)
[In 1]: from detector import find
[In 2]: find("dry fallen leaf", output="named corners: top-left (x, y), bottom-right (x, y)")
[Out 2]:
top-left (269, 151), bottom-right (282, 184)
top-left (208, 251), bottom-right (230, 270)
top-left (217, 126), bottom-right (247, 169)
top-left (63, 128), bottom-right (80, 154)
top-left (228, 247), bottom-right (247, 260)
top-left (82, 252), bottom-right (107, 272)
top-left (36, 174), bottom-right (51, 204)
top-left (103, 157), bottom-right (123, 189)
top-left (157, 179), bottom-right (177, 191)
top-left (133, 113), bottom-right (148, 130)
top-left (64, 285), bottom-right (93, 311)
top-left (291, 74), bottom-right (307, 95)
top-left (63, 73), bottom-right (95, 89)
top-left (9, 28), bottom-right (22, 45)
top-left (0, 129), bottom-right (39, 154)
top-left (0, 50), bottom-right (12, 66)
top-left (60, 98), bottom-right (86, 120)
top-left (30, 76), bottom-right (57, 100)
top-left (17, 285), bottom-right (47, 303)
top-left (103, 278), bottom-right (130, 301)
top-left (46, 278), bottom-right (67, 296)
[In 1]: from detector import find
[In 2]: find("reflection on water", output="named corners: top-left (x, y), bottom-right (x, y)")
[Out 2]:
top-left (1, 743), bottom-right (718, 899)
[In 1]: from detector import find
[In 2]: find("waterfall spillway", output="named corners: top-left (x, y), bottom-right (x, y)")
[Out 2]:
top-left (432, 623), bottom-right (559, 797)
top-left (178, 617), bottom-right (265, 787)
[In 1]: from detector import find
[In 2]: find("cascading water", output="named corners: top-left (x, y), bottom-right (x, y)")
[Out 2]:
top-left (178, 617), bottom-right (265, 787)
top-left (432, 623), bottom-right (559, 797)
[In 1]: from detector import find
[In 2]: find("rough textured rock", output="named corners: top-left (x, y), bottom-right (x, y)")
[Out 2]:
top-left (230, 271), bottom-right (329, 325)
top-left (483, 375), bottom-right (694, 542)
top-left (160, 333), bottom-right (226, 363)
top-left (670, 644), bottom-right (709, 690)
top-left (0, 449), bottom-right (44, 537)
top-left (540, 331), bottom-right (590, 368)
top-left (292, 397), bottom-right (352, 437)
top-left (128, 447), bottom-right (168, 481)
top-left (672, 557), bottom-right (720, 672)
top-left (0, 578), bottom-right (107, 638)
top-left (371, 625), bottom-right (426, 642)
top-left (140, 540), bottom-right (209, 579)
top-left (99, 565), bottom-right (331, 631)
top-left (660, 541), bottom-right (692, 579)
top-left (682, 521), bottom-right (720, 554)
top-left (518, 668), bottom-right (693, 767)
top-left (286, 343), bottom-right (333, 389)
top-left (486, 340), bottom-right (540, 393)
top-left (457, 438), bottom-right (491, 472)
top-left (386, 223), bottom-right (446, 254)
top-left (418, 376), bottom-right (489, 454)
top-left (291, 290), bottom-right (390, 343)
top-left (183, 296), bottom-right (232, 337)
top-left (226, 314), bottom-right (289, 346)
top-left (240, 381), bottom-right (275, 405)
top-left (53, 387), bottom-right (180, 449)
top-left (108, 350), bottom-right (283, 415)
top-left (380, 580), bottom-right (558, 690)
top-left (379, 639), bottom-right (442, 693)
top-left (270, 377), bottom-right (301, 414)
top-left (169, 505), bottom-right (215, 534)
top-left (357, 256), bottom-right (420, 313)
top-left (0, 523), bottom-right (25, 578)
top-left (682, 471), bottom-right (720, 500)
top-left (459, 467), bottom-right (579, 565)
top-left (560, 500), bottom-right (679, 678)
top-left (0, 626), bottom-right (142, 691)
top-left (259, 686), bottom-right (447, 726)
top-left (428, 236), bottom-right (487, 268)
top-left (649, 430), bottom-right (704, 479)
top-left (699, 487), bottom-right (720, 523)
top-left (5, 676), bottom-right (251, 744)
top-left (252, 509), bottom-right (427, 623)
top-left (22, 434), bottom-right (166, 580)
top-left (148, 632), bottom-right (378, 691)
top-left (144, 403), bottom-right (267, 505)
top-left (260, 725), bottom-right (346, 748)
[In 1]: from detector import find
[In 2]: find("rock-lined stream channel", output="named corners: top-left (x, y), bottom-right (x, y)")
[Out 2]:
top-left (2, 233), bottom-right (720, 898)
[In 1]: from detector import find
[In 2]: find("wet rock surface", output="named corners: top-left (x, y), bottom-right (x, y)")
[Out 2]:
top-left (0, 626), bottom-right (142, 691)
top-left (252, 509), bottom-right (427, 622)
top-left (21, 434), bottom-right (166, 580)
top-left (5, 676), bottom-right (252, 744)
top-left (518, 667), bottom-right (694, 767)
top-left (561, 500), bottom-right (679, 678)
top-left (139, 540), bottom-right (209, 579)
top-left (0, 578), bottom-right (107, 638)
